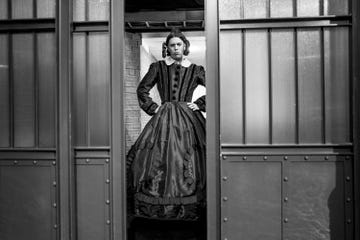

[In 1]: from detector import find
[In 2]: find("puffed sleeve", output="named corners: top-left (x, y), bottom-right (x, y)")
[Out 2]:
top-left (137, 62), bottom-right (159, 116)
top-left (193, 66), bottom-right (206, 112)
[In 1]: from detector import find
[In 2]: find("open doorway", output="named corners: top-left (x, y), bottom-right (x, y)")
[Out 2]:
top-left (123, 1), bottom-right (207, 239)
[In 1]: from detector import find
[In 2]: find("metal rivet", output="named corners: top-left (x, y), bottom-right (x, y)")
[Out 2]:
top-left (222, 176), bottom-right (228, 181)
top-left (263, 156), bottom-right (268, 160)
top-left (284, 177), bottom-right (288, 182)
top-left (223, 217), bottom-right (228, 222)
top-left (53, 181), bottom-right (57, 187)
top-left (106, 200), bottom-right (110, 205)
top-left (325, 156), bottom-right (329, 160)
top-left (86, 159), bottom-right (90, 163)
top-left (346, 176), bottom-right (351, 182)
top-left (284, 218), bottom-right (288, 223)
top-left (52, 161), bottom-right (56, 165)
top-left (223, 197), bottom-right (228, 201)
top-left (33, 160), bottom-right (37, 165)
top-left (284, 197), bottom-right (289, 202)
top-left (242, 156), bottom-right (247, 160)
top-left (14, 160), bottom-right (18, 165)
top-left (53, 224), bottom-right (58, 229)
top-left (284, 156), bottom-right (288, 160)
top-left (106, 179), bottom-right (110, 184)
top-left (347, 219), bottom-right (352, 224)
top-left (304, 156), bottom-right (309, 160)
top-left (53, 203), bottom-right (57, 208)
top-left (106, 220), bottom-right (111, 225)
top-left (224, 238), bottom-right (228, 240)
top-left (222, 155), bottom-right (227, 160)
top-left (105, 159), bottom-right (110, 163)
top-left (346, 197), bottom-right (351, 203)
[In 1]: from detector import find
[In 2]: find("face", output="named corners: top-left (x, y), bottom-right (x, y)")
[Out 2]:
top-left (167, 37), bottom-right (186, 61)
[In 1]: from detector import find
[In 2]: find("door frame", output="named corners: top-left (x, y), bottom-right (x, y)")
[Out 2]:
top-left (110, 0), bottom-right (126, 239)
top-left (109, 0), bottom-right (222, 239)
top-left (353, 0), bottom-right (360, 239)
top-left (205, 0), bottom-right (221, 239)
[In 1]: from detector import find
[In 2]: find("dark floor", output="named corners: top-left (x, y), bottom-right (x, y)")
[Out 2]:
top-left (128, 218), bottom-right (206, 240)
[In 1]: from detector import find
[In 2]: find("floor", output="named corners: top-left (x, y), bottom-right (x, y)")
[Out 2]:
top-left (128, 218), bottom-right (206, 240)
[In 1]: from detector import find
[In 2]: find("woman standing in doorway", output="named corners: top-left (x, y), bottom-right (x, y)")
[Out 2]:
top-left (127, 29), bottom-right (206, 225)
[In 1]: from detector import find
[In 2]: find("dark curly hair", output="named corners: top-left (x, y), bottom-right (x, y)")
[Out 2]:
top-left (162, 29), bottom-right (190, 58)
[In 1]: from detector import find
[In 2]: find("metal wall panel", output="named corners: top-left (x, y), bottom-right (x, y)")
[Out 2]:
top-left (89, 0), bottom-right (109, 21)
top-left (245, 30), bottom-right (269, 144)
top-left (297, 0), bottom-right (320, 16)
top-left (13, 33), bottom-right (35, 147)
top-left (37, 0), bottom-right (56, 18)
top-left (38, 33), bottom-right (56, 147)
top-left (284, 159), bottom-right (346, 240)
top-left (220, 31), bottom-right (243, 144)
top-left (325, 0), bottom-right (349, 15)
top-left (221, 157), bottom-right (282, 240)
top-left (324, 27), bottom-right (350, 143)
top-left (88, 33), bottom-right (110, 146)
top-left (73, 0), bottom-right (86, 21)
top-left (298, 29), bottom-right (322, 143)
top-left (219, 0), bottom-right (242, 20)
top-left (0, 0), bottom-right (8, 19)
top-left (73, 33), bottom-right (87, 146)
top-left (218, 0), bottom-right (349, 20)
top-left (76, 158), bottom-right (110, 240)
top-left (73, 0), bottom-right (109, 21)
top-left (0, 34), bottom-right (9, 147)
top-left (12, 0), bottom-right (34, 19)
top-left (244, 0), bottom-right (267, 19)
top-left (270, 0), bottom-right (293, 18)
top-left (72, 33), bottom-right (110, 147)
top-left (0, 162), bottom-right (56, 240)
top-left (271, 29), bottom-right (296, 144)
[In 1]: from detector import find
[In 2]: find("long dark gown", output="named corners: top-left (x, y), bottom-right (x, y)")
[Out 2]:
top-left (127, 60), bottom-right (206, 221)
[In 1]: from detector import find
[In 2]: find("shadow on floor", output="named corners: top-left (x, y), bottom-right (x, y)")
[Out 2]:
top-left (128, 218), bottom-right (206, 240)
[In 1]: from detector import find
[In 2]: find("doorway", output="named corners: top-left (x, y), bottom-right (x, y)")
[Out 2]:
top-left (123, 2), bottom-right (207, 238)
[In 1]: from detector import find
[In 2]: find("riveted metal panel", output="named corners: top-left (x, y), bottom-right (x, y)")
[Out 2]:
top-left (0, 161), bottom-right (56, 240)
top-left (221, 156), bottom-right (282, 240)
top-left (76, 158), bottom-right (110, 240)
top-left (284, 156), bottom-right (347, 240)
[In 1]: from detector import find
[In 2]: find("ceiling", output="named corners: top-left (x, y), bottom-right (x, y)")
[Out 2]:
top-left (125, 0), bottom-right (204, 32)
top-left (125, 0), bottom-right (204, 12)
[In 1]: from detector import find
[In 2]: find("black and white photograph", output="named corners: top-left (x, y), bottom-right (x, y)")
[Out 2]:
top-left (0, 0), bottom-right (360, 240)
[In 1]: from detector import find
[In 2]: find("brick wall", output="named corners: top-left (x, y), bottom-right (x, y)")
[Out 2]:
top-left (124, 32), bottom-right (141, 152)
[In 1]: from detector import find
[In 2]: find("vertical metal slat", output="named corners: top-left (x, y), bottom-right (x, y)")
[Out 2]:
top-left (320, 27), bottom-right (326, 143)
top-left (268, 28), bottom-right (273, 144)
top-left (34, 32), bottom-right (39, 147)
top-left (86, 32), bottom-right (90, 146)
top-left (242, 29), bottom-right (246, 144)
top-left (8, 34), bottom-right (14, 147)
top-left (294, 28), bottom-right (300, 144)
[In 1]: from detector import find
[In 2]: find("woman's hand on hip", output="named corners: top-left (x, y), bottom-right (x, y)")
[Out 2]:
top-left (187, 102), bottom-right (199, 111)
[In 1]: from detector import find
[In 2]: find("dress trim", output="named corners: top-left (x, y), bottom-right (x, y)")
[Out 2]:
top-left (134, 192), bottom-right (203, 205)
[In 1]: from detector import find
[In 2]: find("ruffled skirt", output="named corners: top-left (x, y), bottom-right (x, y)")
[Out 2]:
top-left (127, 102), bottom-right (206, 221)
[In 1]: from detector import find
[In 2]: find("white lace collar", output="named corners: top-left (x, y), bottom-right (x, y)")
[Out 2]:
top-left (164, 56), bottom-right (192, 67)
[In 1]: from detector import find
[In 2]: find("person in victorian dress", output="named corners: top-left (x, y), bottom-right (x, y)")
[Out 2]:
top-left (127, 29), bottom-right (206, 229)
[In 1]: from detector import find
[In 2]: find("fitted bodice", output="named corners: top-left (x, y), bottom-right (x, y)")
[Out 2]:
top-left (137, 60), bottom-right (206, 115)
